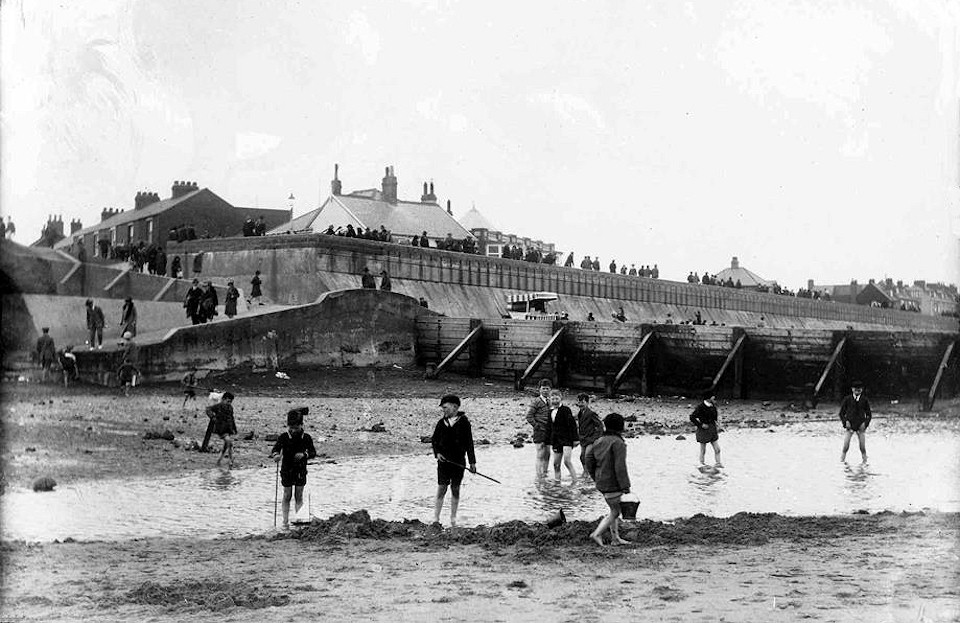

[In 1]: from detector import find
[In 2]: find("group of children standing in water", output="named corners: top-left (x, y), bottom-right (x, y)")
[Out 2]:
top-left (197, 374), bottom-right (871, 541)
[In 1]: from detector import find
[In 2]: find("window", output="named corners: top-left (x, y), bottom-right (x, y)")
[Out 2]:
top-left (111, 227), bottom-right (117, 245)
top-left (127, 224), bottom-right (134, 242)
top-left (487, 244), bottom-right (501, 257)
top-left (146, 219), bottom-right (154, 242)
top-left (93, 233), bottom-right (100, 257)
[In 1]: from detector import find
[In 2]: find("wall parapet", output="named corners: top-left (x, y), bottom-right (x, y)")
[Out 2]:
top-left (174, 234), bottom-right (958, 333)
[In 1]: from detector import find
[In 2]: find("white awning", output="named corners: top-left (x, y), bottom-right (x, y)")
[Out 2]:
top-left (506, 291), bottom-right (559, 304)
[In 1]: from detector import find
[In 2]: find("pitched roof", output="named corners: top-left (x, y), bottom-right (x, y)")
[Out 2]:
top-left (270, 193), bottom-right (472, 239)
top-left (458, 206), bottom-right (499, 232)
top-left (53, 189), bottom-right (205, 248)
top-left (714, 256), bottom-right (774, 287)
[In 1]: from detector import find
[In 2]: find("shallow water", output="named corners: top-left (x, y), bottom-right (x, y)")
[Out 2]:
top-left (3, 420), bottom-right (958, 542)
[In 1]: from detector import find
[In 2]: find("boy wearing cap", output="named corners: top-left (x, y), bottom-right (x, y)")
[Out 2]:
top-left (584, 413), bottom-right (632, 546)
top-left (525, 379), bottom-right (553, 478)
top-left (35, 327), bottom-right (57, 382)
top-left (839, 381), bottom-right (871, 462)
top-left (270, 408), bottom-right (318, 528)
top-left (432, 395), bottom-right (476, 527)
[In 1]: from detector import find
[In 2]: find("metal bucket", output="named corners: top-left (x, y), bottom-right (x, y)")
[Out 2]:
top-left (620, 493), bottom-right (640, 521)
top-left (545, 508), bottom-right (566, 528)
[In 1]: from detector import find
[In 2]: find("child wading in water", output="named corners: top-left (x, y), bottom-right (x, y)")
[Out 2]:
top-left (432, 394), bottom-right (476, 527)
top-left (584, 413), bottom-right (632, 546)
top-left (270, 408), bottom-right (317, 529)
top-left (690, 391), bottom-right (723, 467)
top-left (205, 392), bottom-right (237, 467)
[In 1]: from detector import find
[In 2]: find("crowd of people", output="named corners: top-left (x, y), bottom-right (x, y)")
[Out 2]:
top-left (241, 217), bottom-right (269, 237)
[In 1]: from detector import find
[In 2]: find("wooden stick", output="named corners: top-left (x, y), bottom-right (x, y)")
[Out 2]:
top-left (439, 457), bottom-right (501, 484)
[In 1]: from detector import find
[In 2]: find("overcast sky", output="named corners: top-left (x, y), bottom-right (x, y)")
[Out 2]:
top-left (2, 0), bottom-right (958, 288)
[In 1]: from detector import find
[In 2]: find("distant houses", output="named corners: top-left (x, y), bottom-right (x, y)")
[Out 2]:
top-left (52, 181), bottom-right (289, 260)
top-left (809, 277), bottom-right (958, 316)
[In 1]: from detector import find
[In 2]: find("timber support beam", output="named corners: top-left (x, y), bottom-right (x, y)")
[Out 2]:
top-left (610, 327), bottom-right (655, 395)
top-left (427, 320), bottom-right (484, 379)
top-left (812, 334), bottom-right (848, 407)
top-left (708, 329), bottom-right (747, 397)
top-left (516, 323), bottom-right (567, 390)
top-left (923, 340), bottom-right (957, 412)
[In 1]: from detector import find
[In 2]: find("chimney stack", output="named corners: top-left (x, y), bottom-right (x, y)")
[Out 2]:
top-left (382, 165), bottom-right (398, 204)
top-left (807, 279), bottom-right (814, 291)
top-left (135, 191), bottom-right (159, 210)
top-left (446, 199), bottom-right (452, 215)
top-left (70, 218), bottom-right (83, 234)
top-left (171, 180), bottom-right (197, 199)
top-left (331, 164), bottom-right (342, 196)
top-left (731, 256), bottom-right (739, 269)
top-left (101, 207), bottom-right (113, 222)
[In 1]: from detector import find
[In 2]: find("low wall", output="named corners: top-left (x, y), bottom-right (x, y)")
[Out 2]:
top-left (176, 234), bottom-right (958, 332)
top-left (73, 289), bottom-right (435, 384)
top-left (415, 316), bottom-right (959, 400)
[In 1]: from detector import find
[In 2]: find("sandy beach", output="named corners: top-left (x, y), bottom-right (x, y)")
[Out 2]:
top-left (2, 369), bottom-right (958, 621)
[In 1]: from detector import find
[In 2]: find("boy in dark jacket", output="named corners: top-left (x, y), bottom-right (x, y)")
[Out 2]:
top-left (839, 381), bottom-right (871, 462)
top-left (585, 413), bottom-right (631, 546)
top-left (270, 408), bottom-right (318, 528)
top-left (432, 395), bottom-right (476, 527)
top-left (549, 389), bottom-right (578, 480)
top-left (689, 391), bottom-right (722, 467)
top-left (576, 393), bottom-right (604, 474)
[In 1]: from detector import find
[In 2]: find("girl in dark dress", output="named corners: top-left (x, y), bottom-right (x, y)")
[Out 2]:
top-left (689, 390), bottom-right (723, 467)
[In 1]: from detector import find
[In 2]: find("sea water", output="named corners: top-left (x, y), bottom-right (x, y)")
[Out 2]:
top-left (3, 419), bottom-right (958, 542)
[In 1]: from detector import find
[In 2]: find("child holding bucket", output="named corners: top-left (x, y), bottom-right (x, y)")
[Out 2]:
top-left (269, 407), bottom-right (317, 529)
top-left (584, 413), bottom-right (632, 546)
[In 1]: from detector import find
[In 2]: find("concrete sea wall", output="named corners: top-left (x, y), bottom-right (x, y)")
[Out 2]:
top-left (175, 234), bottom-right (958, 332)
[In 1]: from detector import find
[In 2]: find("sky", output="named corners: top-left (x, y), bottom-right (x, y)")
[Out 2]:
top-left (2, 0), bottom-right (959, 289)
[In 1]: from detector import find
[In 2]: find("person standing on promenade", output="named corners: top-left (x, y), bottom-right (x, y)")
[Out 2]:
top-left (549, 389), bottom-right (578, 480)
top-left (270, 407), bottom-right (318, 529)
top-left (184, 279), bottom-right (203, 324)
top-left (379, 270), bottom-right (392, 291)
top-left (360, 267), bottom-right (376, 289)
top-left (224, 281), bottom-right (240, 318)
top-left (119, 297), bottom-right (137, 337)
top-left (35, 327), bottom-right (57, 382)
top-left (585, 412), bottom-right (631, 546)
top-left (432, 395), bottom-right (476, 527)
top-left (576, 393), bottom-right (603, 475)
top-left (250, 270), bottom-right (264, 305)
top-left (200, 281), bottom-right (219, 322)
top-left (689, 391), bottom-right (722, 467)
top-left (839, 381), bottom-right (871, 462)
top-left (85, 299), bottom-right (105, 349)
top-left (525, 379), bottom-right (553, 477)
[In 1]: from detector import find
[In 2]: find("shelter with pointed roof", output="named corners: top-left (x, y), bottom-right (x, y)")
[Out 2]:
top-left (53, 181), bottom-right (289, 259)
top-left (455, 204), bottom-right (561, 259)
top-left (715, 256), bottom-right (776, 289)
top-left (269, 165), bottom-right (472, 243)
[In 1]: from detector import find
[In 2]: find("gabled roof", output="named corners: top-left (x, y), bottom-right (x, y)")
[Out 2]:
top-left (271, 193), bottom-right (472, 239)
top-left (54, 189), bottom-right (206, 248)
top-left (458, 206), bottom-right (499, 232)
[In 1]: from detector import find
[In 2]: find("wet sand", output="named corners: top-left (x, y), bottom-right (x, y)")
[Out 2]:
top-left (2, 369), bottom-right (959, 621)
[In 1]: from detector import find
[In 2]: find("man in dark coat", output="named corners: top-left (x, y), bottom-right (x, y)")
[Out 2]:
top-left (85, 299), bottom-right (105, 349)
top-left (200, 281), bottom-right (219, 322)
top-left (360, 267), bottom-right (376, 289)
top-left (184, 279), bottom-right (204, 325)
top-left (839, 381), bottom-right (872, 462)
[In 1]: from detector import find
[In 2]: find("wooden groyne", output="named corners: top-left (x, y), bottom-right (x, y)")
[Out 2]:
top-left (416, 317), bottom-right (959, 407)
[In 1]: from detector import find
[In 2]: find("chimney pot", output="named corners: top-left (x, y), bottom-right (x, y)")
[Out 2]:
top-left (331, 163), bottom-right (342, 196)
top-left (446, 199), bottom-right (452, 215)
top-left (731, 256), bottom-right (739, 269)
top-left (382, 164), bottom-right (398, 204)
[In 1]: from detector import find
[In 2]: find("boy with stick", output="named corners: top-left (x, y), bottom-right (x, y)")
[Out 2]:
top-left (432, 395), bottom-right (476, 527)
top-left (270, 407), bottom-right (317, 529)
